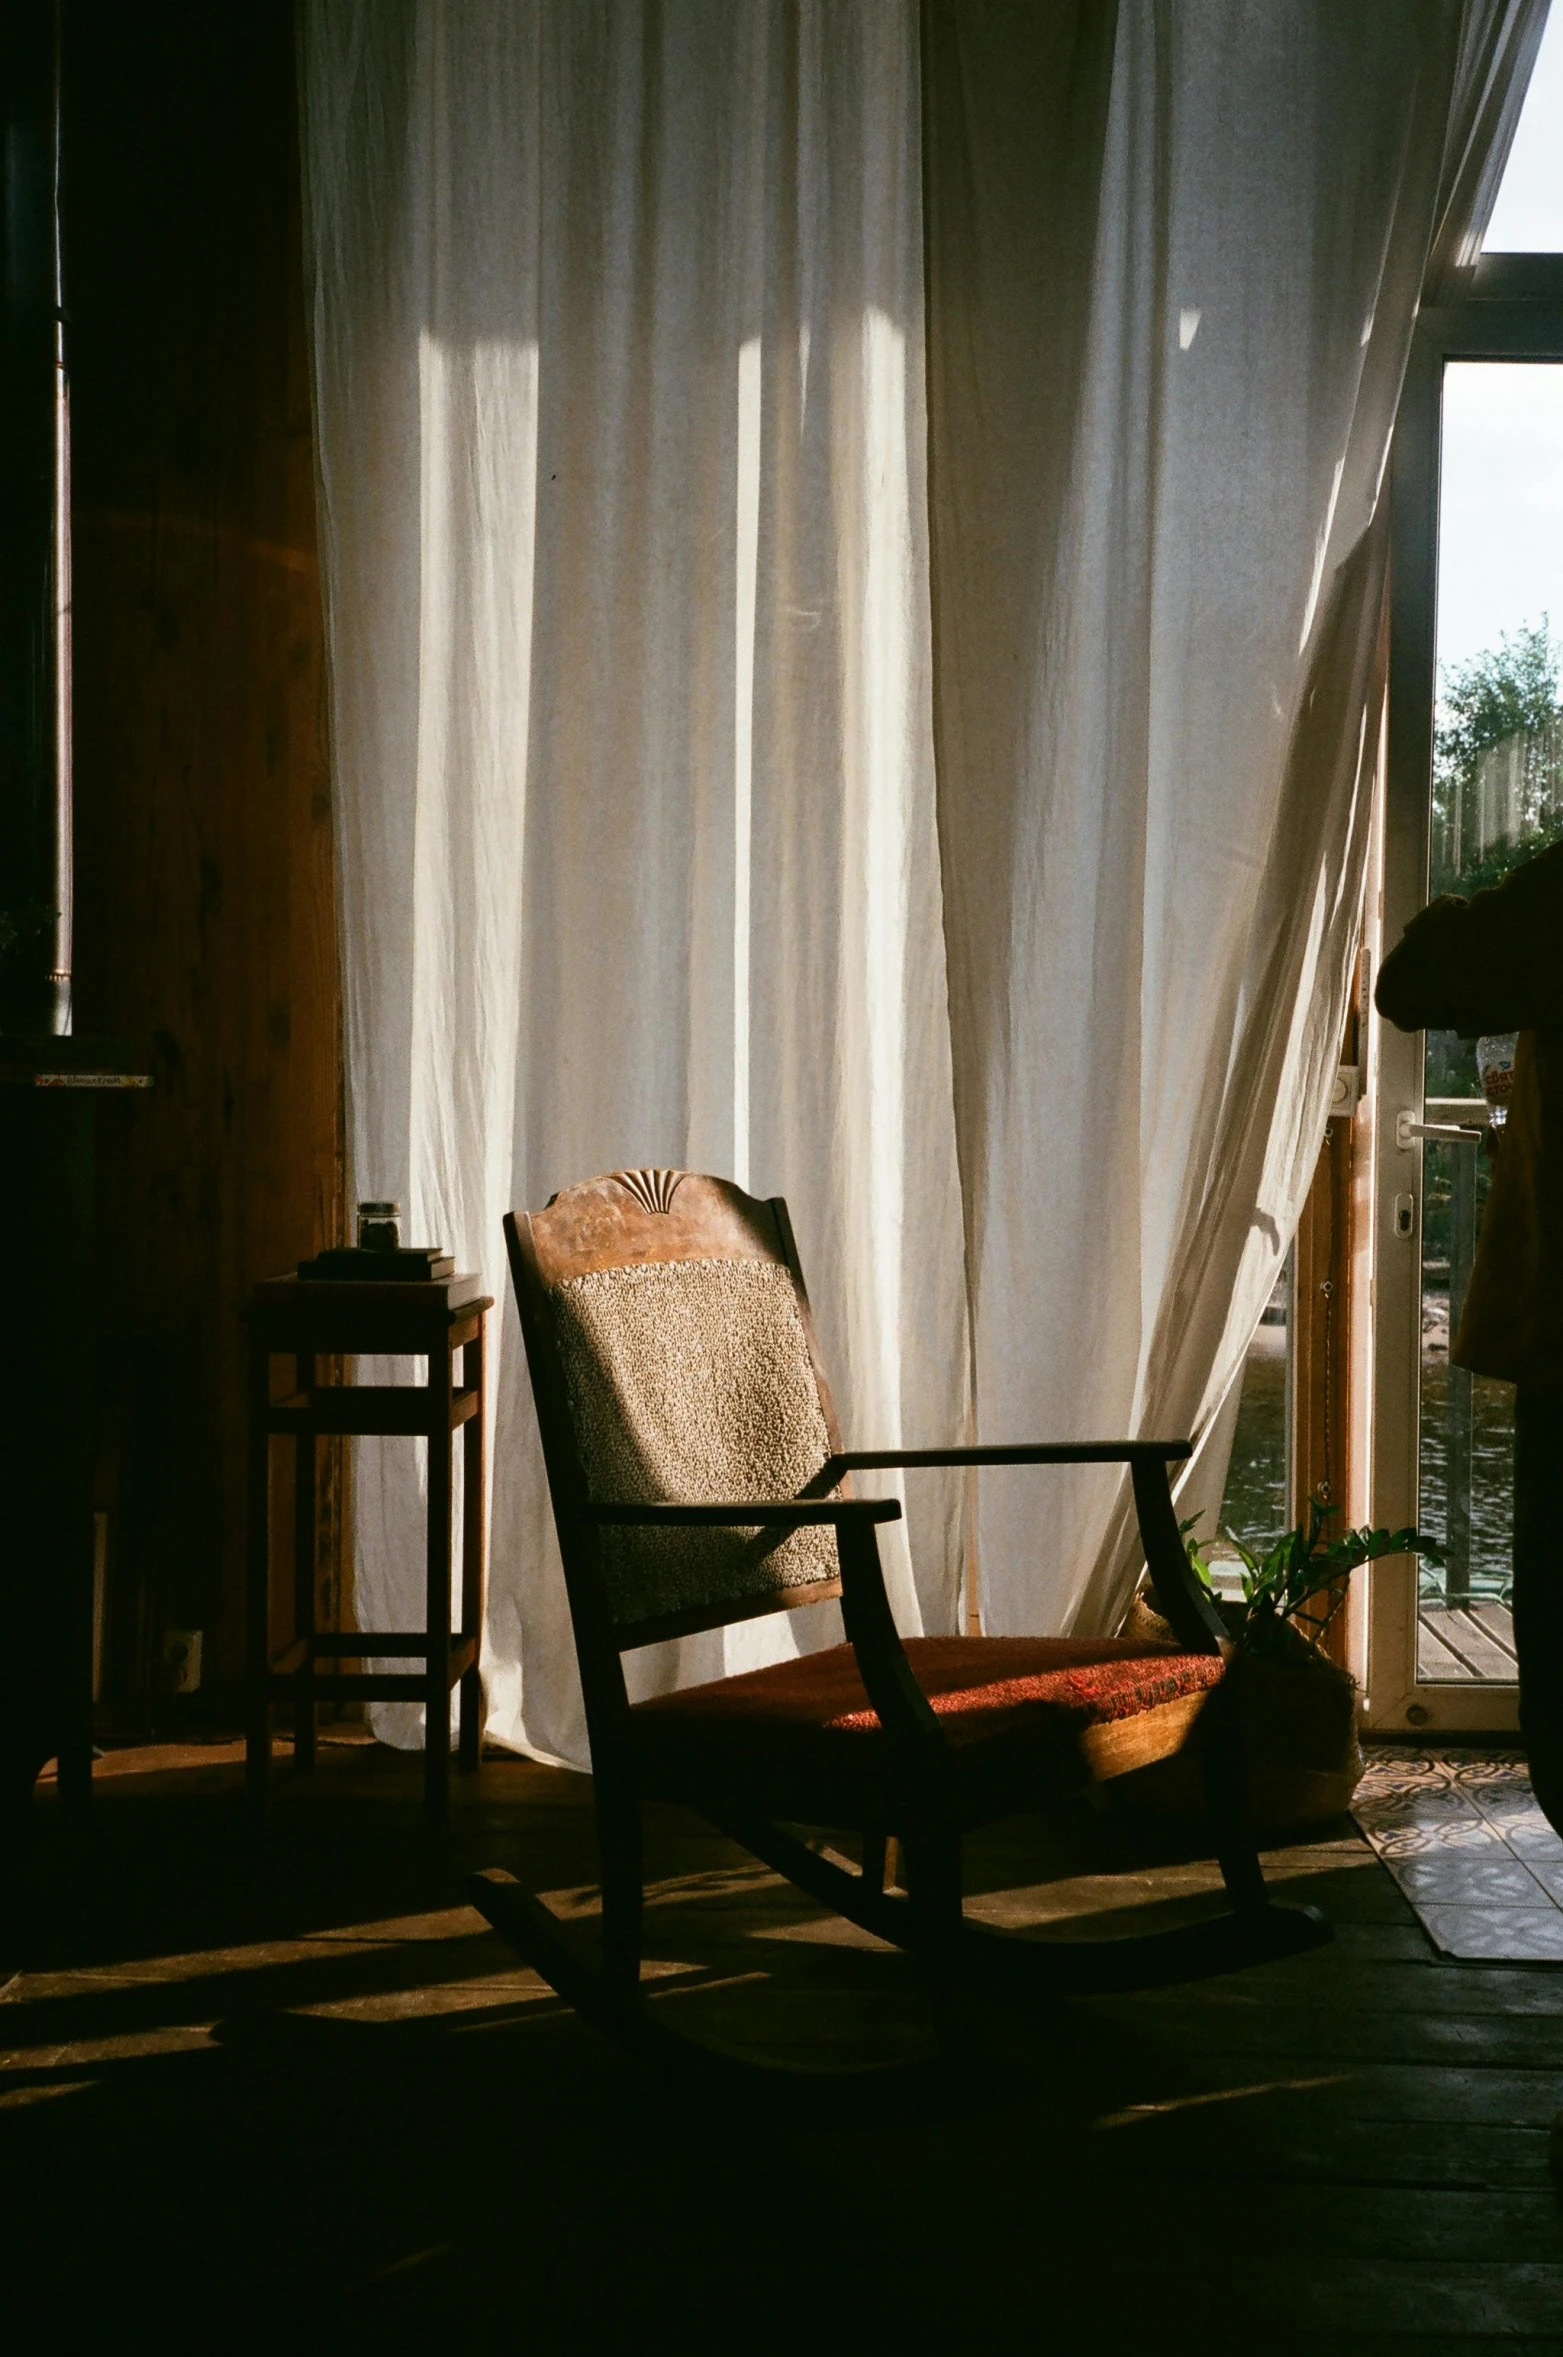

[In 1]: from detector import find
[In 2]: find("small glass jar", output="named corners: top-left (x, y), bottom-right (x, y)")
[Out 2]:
top-left (357, 1199), bottom-right (402, 1252)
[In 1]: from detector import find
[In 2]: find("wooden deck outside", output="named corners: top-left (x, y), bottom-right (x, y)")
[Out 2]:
top-left (1419, 1598), bottom-right (1520, 1684)
top-left (7, 1738), bottom-right (1563, 2352)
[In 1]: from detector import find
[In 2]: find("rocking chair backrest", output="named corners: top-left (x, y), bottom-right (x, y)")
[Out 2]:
top-left (506, 1170), bottom-right (849, 1655)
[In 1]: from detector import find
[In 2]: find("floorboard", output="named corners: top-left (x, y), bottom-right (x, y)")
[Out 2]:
top-left (6, 1739), bottom-right (1563, 2354)
top-left (1417, 1600), bottom-right (1520, 1685)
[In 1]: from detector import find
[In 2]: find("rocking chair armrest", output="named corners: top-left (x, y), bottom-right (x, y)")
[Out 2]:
top-left (817, 1441), bottom-right (1226, 1658)
top-left (830, 1517), bottom-right (952, 1779)
top-left (579, 1497), bottom-right (944, 1766)
top-left (820, 1439), bottom-right (1193, 1478)
top-left (571, 1497), bottom-right (903, 1529)
top-left (1126, 1455), bottom-right (1228, 1656)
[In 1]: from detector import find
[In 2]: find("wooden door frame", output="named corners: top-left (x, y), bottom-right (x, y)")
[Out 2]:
top-left (1361, 257), bottom-right (1563, 1733)
top-left (1291, 1107), bottom-right (1357, 1670)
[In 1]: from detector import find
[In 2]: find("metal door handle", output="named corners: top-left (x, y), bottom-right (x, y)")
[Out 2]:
top-left (1395, 1111), bottom-right (1484, 1151)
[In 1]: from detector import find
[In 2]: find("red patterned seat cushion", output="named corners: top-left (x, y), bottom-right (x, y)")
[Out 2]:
top-left (628, 1635), bottom-right (1224, 1819)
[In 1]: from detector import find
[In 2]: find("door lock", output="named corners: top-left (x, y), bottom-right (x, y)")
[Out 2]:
top-left (1393, 1193), bottom-right (1415, 1240)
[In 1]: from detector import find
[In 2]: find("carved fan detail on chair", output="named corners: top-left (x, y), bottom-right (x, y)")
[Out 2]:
top-left (603, 1167), bottom-right (686, 1215)
top-left (471, 1169), bottom-right (1329, 2076)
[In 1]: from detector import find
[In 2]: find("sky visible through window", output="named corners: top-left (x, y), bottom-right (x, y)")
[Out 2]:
top-left (1437, 364), bottom-right (1563, 675)
top-left (1437, 19), bottom-right (1563, 682)
top-left (1483, 9), bottom-right (1563, 254)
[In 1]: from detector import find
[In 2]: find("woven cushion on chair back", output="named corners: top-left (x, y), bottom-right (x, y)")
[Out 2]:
top-left (549, 1254), bottom-right (840, 1628)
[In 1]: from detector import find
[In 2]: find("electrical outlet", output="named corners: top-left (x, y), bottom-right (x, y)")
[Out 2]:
top-left (161, 1628), bottom-right (203, 1694)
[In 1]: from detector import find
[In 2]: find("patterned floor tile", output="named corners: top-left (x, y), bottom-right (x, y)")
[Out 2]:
top-left (1472, 1782), bottom-right (1559, 1819)
top-left (1501, 1820), bottom-right (1563, 1859)
top-left (1354, 1750), bottom-right (1563, 1962)
top-left (1352, 1782), bottom-right (1479, 1821)
top-left (1447, 1756), bottom-right (1526, 1779)
top-left (1412, 1905), bottom-right (1563, 1962)
top-left (1368, 1817), bottom-right (1507, 1859)
top-left (1357, 1755), bottom-right (1453, 1793)
top-left (1467, 1780), bottom-right (1541, 1814)
top-left (1389, 1854), bottom-right (1549, 1903)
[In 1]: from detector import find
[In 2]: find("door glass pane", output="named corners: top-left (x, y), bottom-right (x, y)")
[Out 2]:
top-left (1417, 361), bottom-right (1563, 1682)
top-left (1417, 1134), bottom-right (1516, 1678)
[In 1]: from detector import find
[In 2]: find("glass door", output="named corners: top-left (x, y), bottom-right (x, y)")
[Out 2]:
top-left (1369, 346), bottom-right (1563, 1731)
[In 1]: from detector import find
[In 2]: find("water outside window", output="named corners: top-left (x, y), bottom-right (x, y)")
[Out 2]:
top-left (1416, 359), bottom-right (1563, 1680)
top-left (1211, 1256), bottom-right (1292, 1593)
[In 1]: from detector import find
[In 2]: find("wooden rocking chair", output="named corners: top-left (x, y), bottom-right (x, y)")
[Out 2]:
top-left (471, 1169), bottom-right (1328, 2069)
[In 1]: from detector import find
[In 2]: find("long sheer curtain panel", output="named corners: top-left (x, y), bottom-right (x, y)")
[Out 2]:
top-left (299, 0), bottom-right (968, 1763)
top-left (300, 0), bottom-right (1541, 1761)
top-left (923, 0), bottom-right (1542, 1636)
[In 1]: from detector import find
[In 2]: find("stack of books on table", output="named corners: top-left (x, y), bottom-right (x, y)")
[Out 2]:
top-left (297, 1248), bottom-right (455, 1283)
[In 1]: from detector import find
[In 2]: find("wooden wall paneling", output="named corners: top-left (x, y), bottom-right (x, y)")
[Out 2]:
top-left (66, 0), bottom-right (344, 1727)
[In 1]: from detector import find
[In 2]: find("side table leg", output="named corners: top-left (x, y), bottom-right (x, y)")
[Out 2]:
top-left (458, 1315), bottom-right (485, 1774)
top-left (56, 1488), bottom-right (97, 1813)
top-left (425, 1329), bottom-right (453, 1822)
top-left (293, 1352), bottom-right (317, 1771)
top-left (246, 1334), bottom-right (272, 1810)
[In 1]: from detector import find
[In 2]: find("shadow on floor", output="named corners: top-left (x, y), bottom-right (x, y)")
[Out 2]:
top-left (3, 1742), bottom-right (1560, 2355)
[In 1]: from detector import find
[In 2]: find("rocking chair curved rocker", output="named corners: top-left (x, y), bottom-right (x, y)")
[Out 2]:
top-left (471, 1169), bottom-right (1328, 2073)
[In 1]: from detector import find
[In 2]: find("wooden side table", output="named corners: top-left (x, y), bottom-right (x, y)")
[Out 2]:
top-left (245, 1272), bottom-right (492, 1819)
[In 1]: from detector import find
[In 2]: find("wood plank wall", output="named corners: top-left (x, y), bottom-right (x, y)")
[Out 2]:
top-left (66, 0), bottom-right (344, 1726)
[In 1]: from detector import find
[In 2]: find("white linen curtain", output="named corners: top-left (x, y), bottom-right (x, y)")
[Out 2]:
top-left (299, 0), bottom-right (969, 1763)
top-left (923, 0), bottom-right (1542, 1637)
top-left (299, 0), bottom-right (1541, 1762)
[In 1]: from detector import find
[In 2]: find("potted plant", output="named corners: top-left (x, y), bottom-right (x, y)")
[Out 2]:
top-left (1121, 1500), bottom-right (1442, 1829)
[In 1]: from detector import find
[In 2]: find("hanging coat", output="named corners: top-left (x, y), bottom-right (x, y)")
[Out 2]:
top-left (1375, 840), bottom-right (1563, 1398)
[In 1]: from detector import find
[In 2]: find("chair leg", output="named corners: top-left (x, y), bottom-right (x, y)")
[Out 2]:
top-left (845, 1828), bottom-right (902, 1896)
top-left (246, 1336), bottom-right (271, 1814)
top-left (899, 1823), bottom-right (967, 2051)
top-left (1213, 1819), bottom-right (1269, 1914)
top-left (717, 1806), bottom-right (1327, 1997)
top-left (1198, 1684), bottom-right (1269, 1915)
top-left (900, 1823), bottom-right (963, 1939)
top-left (458, 1664), bottom-right (482, 1773)
top-left (598, 1791), bottom-right (644, 1995)
top-left (246, 1691), bottom-right (270, 1814)
top-left (292, 1368), bottom-right (317, 1772)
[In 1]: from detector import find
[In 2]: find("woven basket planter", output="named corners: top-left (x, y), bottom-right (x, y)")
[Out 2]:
top-left (1117, 1595), bottom-right (1364, 1831)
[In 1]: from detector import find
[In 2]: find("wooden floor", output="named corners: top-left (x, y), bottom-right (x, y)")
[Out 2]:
top-left (1420, 1599), bottom-right (1521, 1684)
top-left (6, 1738), bottom-right (1563, 2354)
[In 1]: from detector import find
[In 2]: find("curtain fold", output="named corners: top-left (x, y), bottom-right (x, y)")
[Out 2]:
top-left (924, 0), bottom-right (1541, 1639)
top-left (300, 0), bottom-right (969, 1764)
top-left (300, 0), bottom-right (1542, 1763)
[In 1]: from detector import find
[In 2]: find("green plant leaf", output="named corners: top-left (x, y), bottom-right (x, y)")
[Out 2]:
top-left (1216, 1494), bottom-right (1443, 1651)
